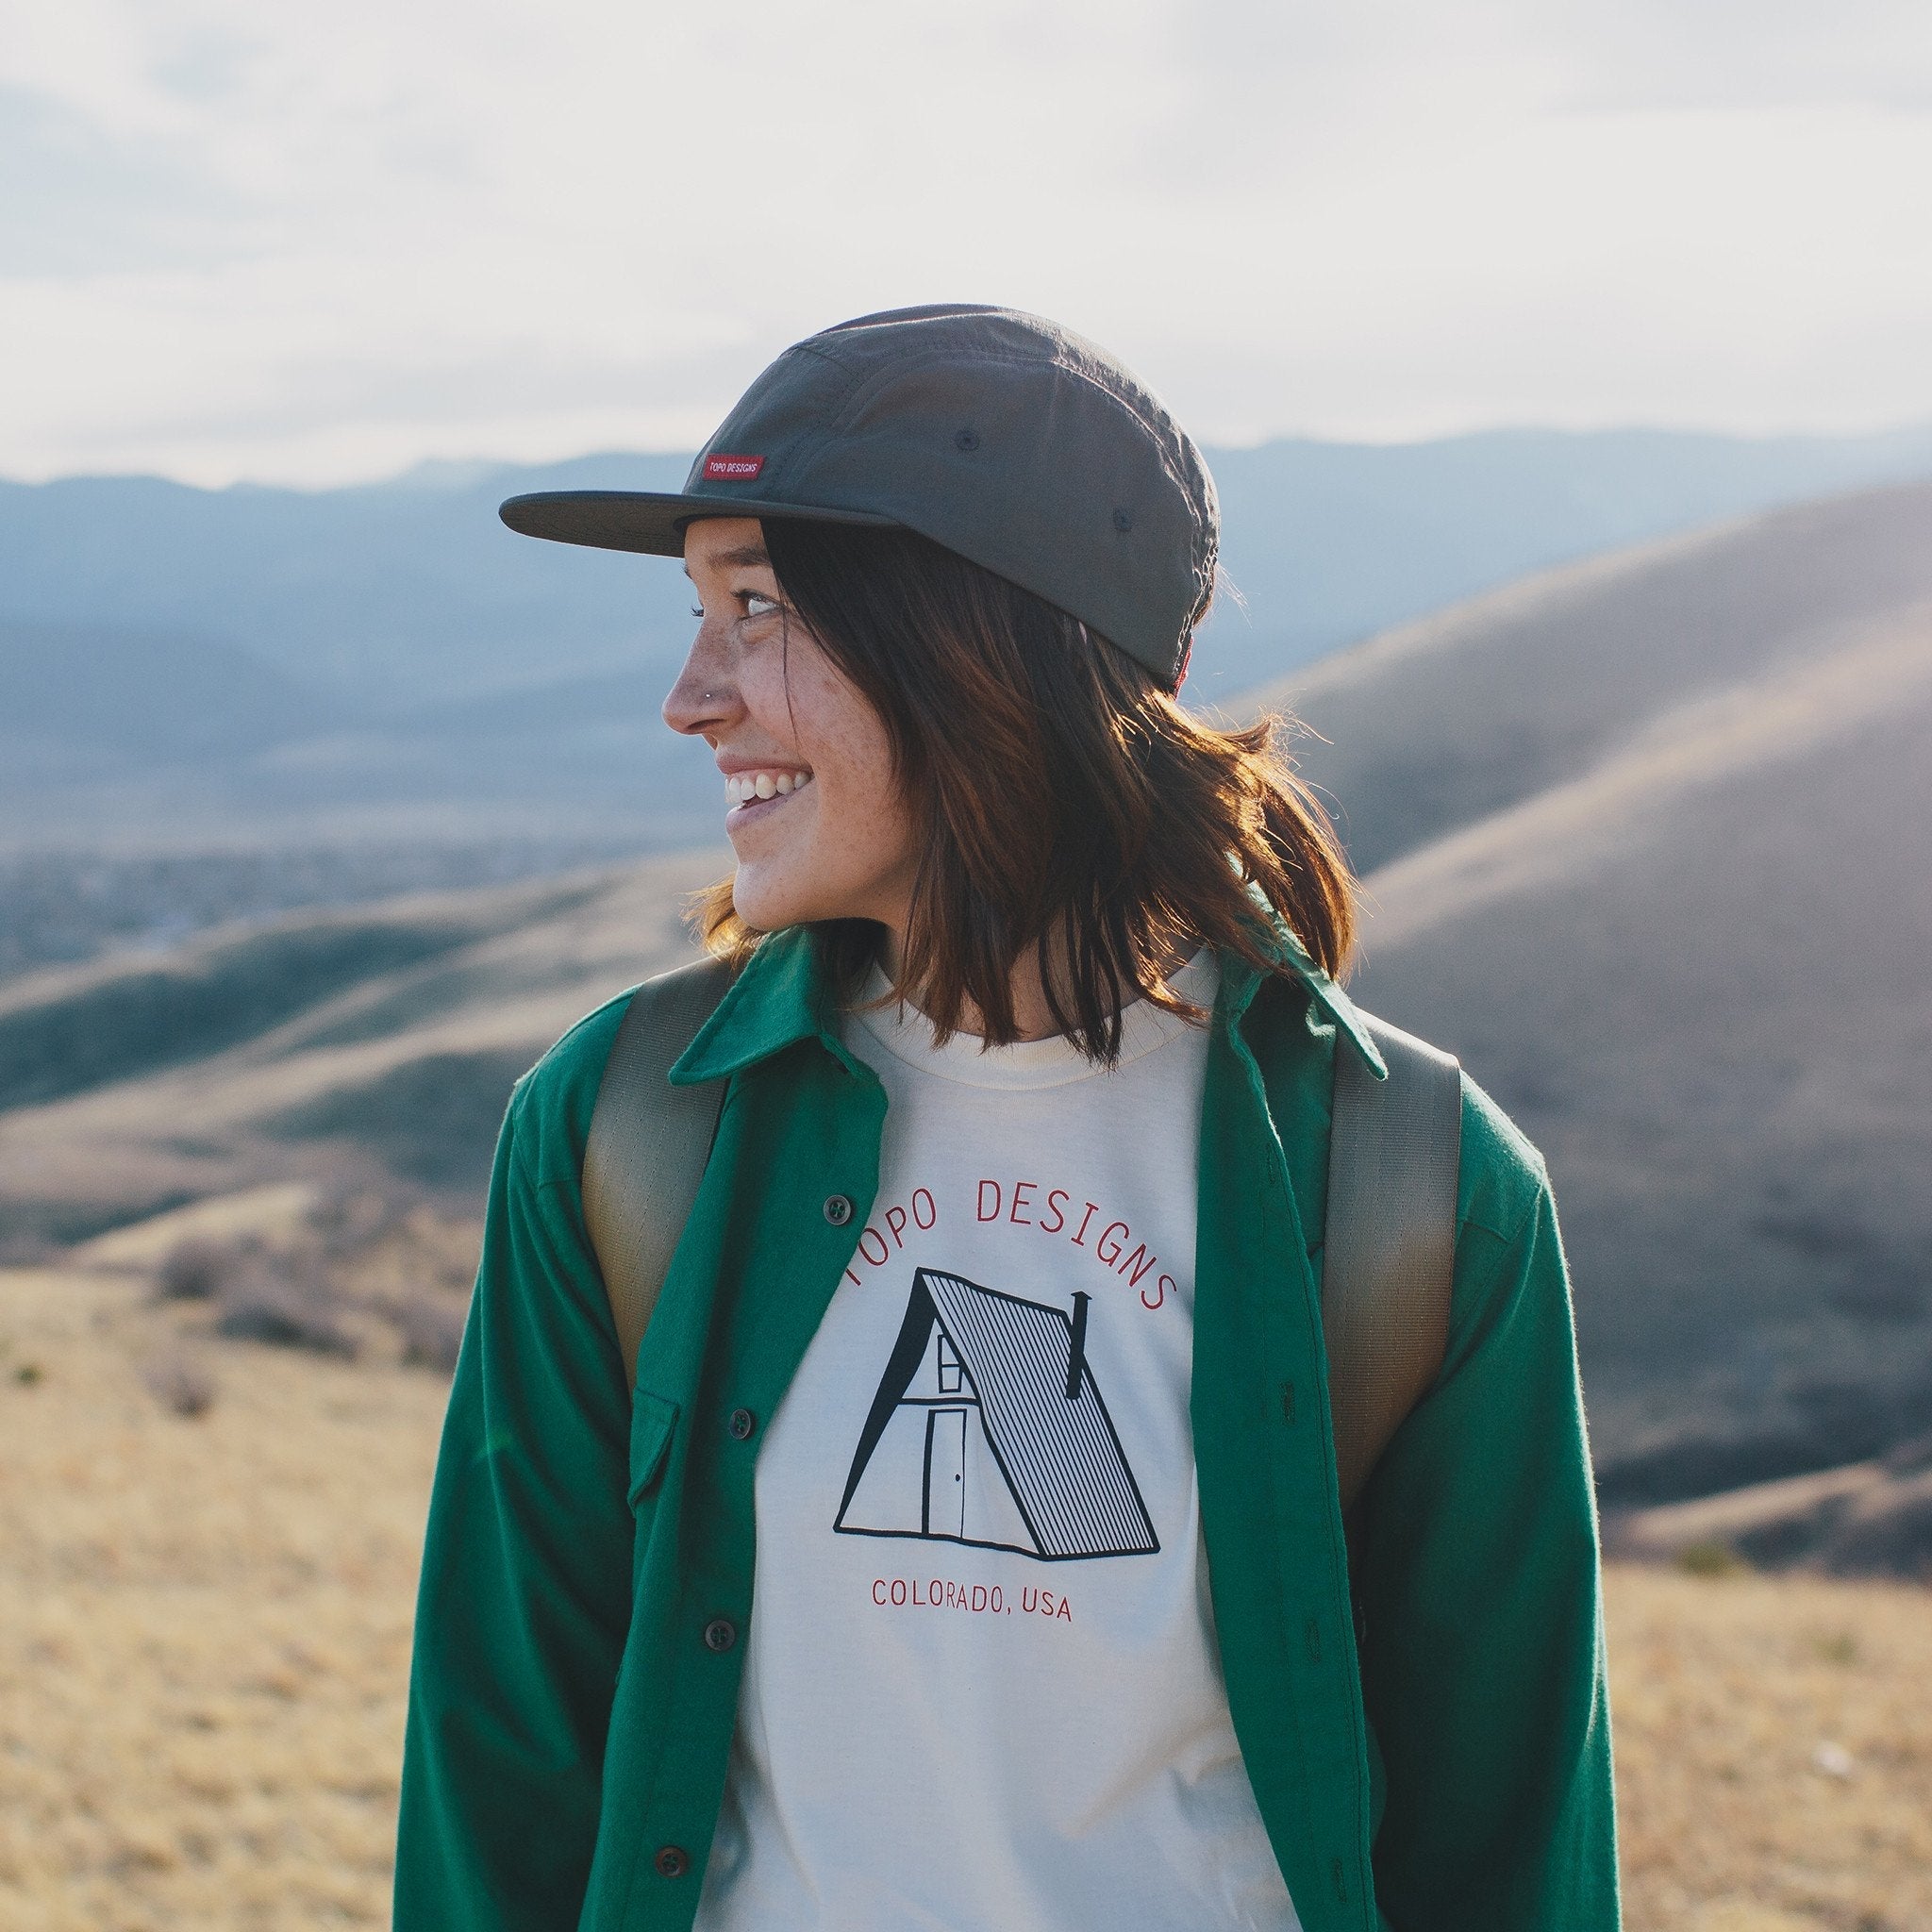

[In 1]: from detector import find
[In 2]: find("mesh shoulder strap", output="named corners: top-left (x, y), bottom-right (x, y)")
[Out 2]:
top-left (1322, 1012), bottom-right (1463, 1514)
top-left (581, 957), bottom-right (732, 1391)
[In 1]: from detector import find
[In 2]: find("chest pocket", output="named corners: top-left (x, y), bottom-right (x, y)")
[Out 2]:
top-left (626, 1390), bottom-right (679, 1511)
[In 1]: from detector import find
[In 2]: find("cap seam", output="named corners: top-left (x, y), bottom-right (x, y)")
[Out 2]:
top-left (712, 341), bottom-right (876, 493)
top-left (808, 345), bottom-right (1215, 602)
top-left (811, 340), bottom-right (1183, 478)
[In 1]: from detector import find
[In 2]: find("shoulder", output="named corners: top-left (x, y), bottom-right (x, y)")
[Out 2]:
top-left (1456, 1070), bottom-right (1552, 1247)
top-left (500, 986), bottom-right (637, 1191)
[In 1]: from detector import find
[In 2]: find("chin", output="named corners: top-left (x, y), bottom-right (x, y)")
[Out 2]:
top-left (731, 867), bottom-right (883, 936)
top-left (726, 870), bottom-right (805, 935)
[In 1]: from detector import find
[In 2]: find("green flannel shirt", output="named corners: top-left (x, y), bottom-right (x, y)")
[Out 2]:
top-left (395, 926), bottom-right (1619, 1931)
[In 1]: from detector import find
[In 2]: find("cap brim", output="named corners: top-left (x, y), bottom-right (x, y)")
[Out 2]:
top-left (499, 490), bottom-right (900, 557)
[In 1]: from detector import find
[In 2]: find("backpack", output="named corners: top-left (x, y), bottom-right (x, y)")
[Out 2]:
top-left (582, 957), bottom-right (1460, 1514)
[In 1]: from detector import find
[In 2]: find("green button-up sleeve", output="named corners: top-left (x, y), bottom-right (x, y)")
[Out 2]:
top-left (395, 1023), bottom-right (636, 1931)
top-left (1351, 1082), bottom-right (1621, 1932)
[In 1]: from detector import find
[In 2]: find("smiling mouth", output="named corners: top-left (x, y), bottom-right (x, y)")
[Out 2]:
top-left (724, 768), bottom-right (813, 813)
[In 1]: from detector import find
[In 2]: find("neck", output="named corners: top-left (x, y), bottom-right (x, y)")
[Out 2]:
top-left (874, 926), bottom-right (1195, 1043)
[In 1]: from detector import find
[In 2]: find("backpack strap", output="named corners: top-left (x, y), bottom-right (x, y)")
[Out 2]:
top-left (581, 956), bottom-right (733, 1391)
top-left (1323, 1012), bottom-right (1463, 1514)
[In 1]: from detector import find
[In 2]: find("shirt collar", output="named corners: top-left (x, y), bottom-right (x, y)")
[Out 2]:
top-left (671, 919), bottom-right (1386, 1085)
top-left (1216, 924), bottom-right (1387, 1079)
top-left (670, 926), bottom-right (839, 1085)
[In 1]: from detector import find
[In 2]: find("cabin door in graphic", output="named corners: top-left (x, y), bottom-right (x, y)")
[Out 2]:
top-left (924, 1407), bottom-right (968, 1537)
top-left (834, 1266), bottom-right (1158, 1562)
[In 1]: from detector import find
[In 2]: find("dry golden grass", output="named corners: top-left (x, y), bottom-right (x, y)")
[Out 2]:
top-left (0, 1262), bottom-right (444, 1930)
top-left (3, 1259), bottom-right (1928, 1930)
top-left (1609, 1563), bottom-right (1932, 1931)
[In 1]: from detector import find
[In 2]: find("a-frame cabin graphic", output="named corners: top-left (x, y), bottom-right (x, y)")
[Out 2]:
top-left (834, 1267), bottom-right (1158, 1562)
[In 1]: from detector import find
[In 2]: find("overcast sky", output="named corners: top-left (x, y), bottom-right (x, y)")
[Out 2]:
top-left (7, 0), bottom-right (1932, 485)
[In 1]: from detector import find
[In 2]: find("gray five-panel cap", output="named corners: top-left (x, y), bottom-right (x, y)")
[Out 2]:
top-left (499, 303), bottom-right (1220, 689)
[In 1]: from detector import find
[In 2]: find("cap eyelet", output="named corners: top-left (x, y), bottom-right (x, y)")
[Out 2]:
top-left (955, 428), bottom-right (980, 452)
top-left (1112, 507), bottom-right (1134, 533)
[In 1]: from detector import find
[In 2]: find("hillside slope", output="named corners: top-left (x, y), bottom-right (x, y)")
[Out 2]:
top-left (1246, 479), bottom-right (1932, 874)
top-left (0, 851), bottom-right (722, 1244)
top-left (1254, 483), bottom-right (1932, 1497)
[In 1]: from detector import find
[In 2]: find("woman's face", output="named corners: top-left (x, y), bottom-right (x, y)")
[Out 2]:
top-left (665, 517), bottom-right (920, 939)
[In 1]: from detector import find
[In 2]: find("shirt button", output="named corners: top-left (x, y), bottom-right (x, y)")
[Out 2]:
top-left (655, 1845), bottom-right (690, 1879)
top-left (823, 1193), bottom-right (854, 1226)
top-left (728, 1407), bottom-right (756, 1441)
top-left (703, 1617), bottom-right (738, 1653)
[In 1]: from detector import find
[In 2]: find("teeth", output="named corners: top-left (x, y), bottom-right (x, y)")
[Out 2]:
top-left (725, 769), bottom-right (812, 806)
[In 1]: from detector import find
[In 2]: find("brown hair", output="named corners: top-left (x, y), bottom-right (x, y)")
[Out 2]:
top-left (692, 522), bottom-right (1357, 1061)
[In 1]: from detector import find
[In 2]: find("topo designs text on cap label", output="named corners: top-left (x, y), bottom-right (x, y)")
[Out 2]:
top-left (703, 453), bottom-right (765, 481)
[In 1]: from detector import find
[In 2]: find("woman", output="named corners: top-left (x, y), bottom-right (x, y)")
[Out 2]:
top-left (396, 305), bottom-right (1618, 1932)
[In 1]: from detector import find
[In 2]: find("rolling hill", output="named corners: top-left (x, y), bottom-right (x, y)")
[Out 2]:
top-left (0, 852), bottom-right (720, 1246)
top-left (1250, 480), bottom-right (1932, 1500)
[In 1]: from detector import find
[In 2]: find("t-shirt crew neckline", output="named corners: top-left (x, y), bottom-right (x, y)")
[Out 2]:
top-left (849, 951), bottom-right (1217, 1092)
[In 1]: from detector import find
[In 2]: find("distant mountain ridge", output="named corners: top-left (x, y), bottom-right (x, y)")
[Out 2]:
top-left (1206, 425), bottom-right (1932, 691)
top-left (8, 425), bottom-right (1932, 861)
top-left (0, 452), bottom-right (696, 714)
top-left (0, 616), bottom-right (342, 760)
top-left (8, 425), bottom-right (1932, 712)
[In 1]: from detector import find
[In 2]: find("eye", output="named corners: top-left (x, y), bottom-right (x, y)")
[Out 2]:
top-left (744, 591), bottom-right (780, 618)
top-left (690, 604), bottom-right (704, 619)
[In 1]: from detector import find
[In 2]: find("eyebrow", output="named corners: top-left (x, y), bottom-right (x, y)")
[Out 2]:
top-left (682, 543), bottom-right (771, 578)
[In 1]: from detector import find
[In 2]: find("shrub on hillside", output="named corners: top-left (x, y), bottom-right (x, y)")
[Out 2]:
top-left (215, 1259), bottom-right (358, 1358)
top-left (157, 1236), bottom-right (242, 1301)
top-left (308, 1187), bottom-right (408, 1257)
top-left (395, 1293), bottom-right (467, 1374)
top-left (142, 1347), bottom-right (218, 1418)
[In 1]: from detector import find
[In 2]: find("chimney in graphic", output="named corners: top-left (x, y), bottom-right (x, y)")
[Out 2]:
top-left (1065, 1291), bottom-right (1091, 1400)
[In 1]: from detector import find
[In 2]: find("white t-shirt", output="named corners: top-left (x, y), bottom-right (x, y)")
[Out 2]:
top-left (693, 953), bottom-right (1300, 1932)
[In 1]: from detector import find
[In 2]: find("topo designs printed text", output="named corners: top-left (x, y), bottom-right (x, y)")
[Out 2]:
top-left (843, 1175), bottom-right (1179, 1311)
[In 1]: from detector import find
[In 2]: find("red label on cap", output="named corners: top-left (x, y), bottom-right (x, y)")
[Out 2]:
top-left (703, 453), bottom-right (765, 481)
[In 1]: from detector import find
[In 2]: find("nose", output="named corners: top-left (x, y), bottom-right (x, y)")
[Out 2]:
top-left (663, 627), bottom-right (739, 739)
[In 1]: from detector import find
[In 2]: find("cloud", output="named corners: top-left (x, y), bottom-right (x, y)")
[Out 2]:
top-left (1541, 2), bottom-right (1932, 111)
top-left (3, 0), bottom-right (1931, 483)
top-left (0, 84), bottom-right (255, 275)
